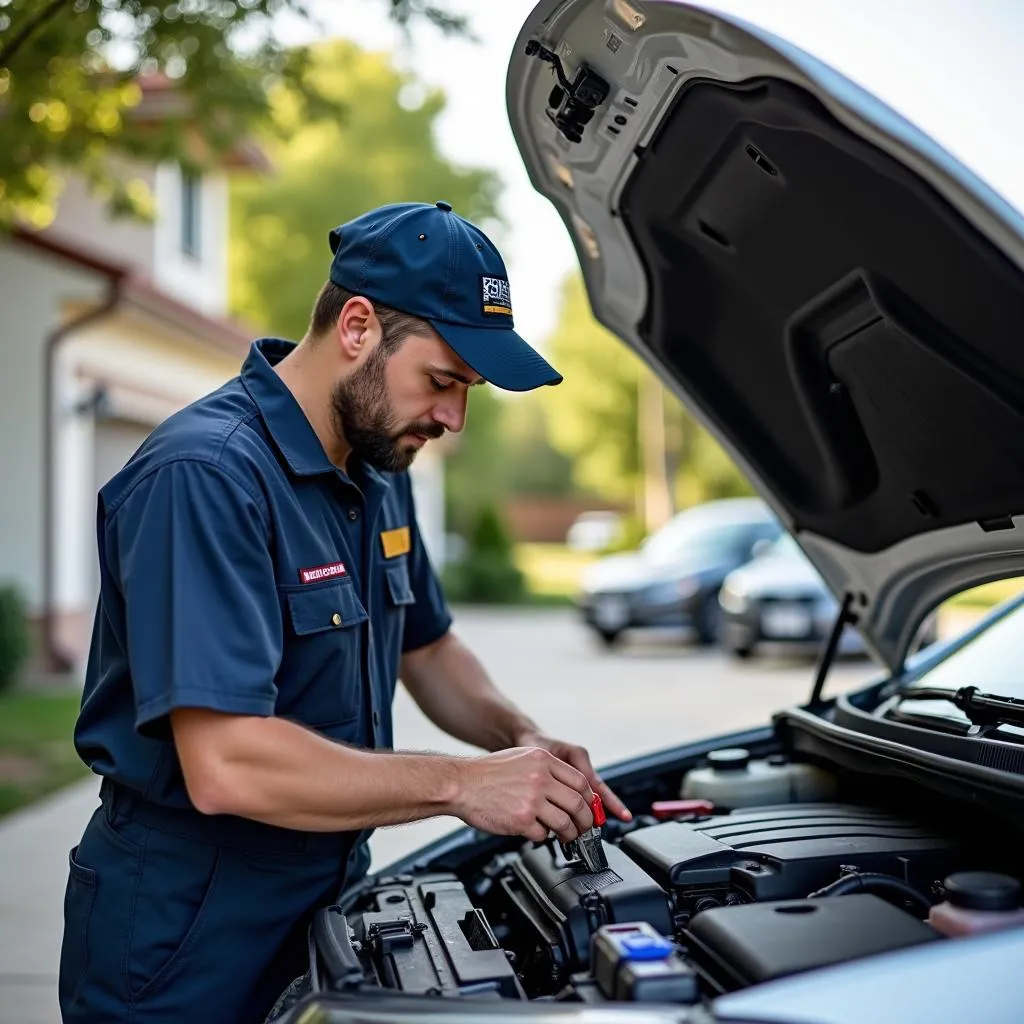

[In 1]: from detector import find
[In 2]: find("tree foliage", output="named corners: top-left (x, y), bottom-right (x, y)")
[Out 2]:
top-left (228, 38), bottom-right (500, 341)
top-left (0, 0), bottom-right (468, 227)
top-left (540, 273), bottom-right (753, 518)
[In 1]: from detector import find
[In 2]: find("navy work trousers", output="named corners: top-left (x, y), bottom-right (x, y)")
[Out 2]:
top-left (59, 783), bottom-right (365, 1023)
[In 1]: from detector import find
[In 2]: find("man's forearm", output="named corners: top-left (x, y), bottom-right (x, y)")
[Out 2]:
top-left (173, 709), bottom-right (463, 832)
top-left (400, 632), bottom-right (539, 752)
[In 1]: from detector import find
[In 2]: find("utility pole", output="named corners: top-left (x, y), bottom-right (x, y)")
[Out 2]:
top-left (638, 369), bottom-right (673, 533)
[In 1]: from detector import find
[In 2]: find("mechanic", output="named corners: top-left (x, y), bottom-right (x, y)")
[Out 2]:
top-left (57, 201), bottom-right (631, 1024)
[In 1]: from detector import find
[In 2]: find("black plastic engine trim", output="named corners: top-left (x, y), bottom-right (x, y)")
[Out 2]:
top-left (776, 704), bottom-right (1024, 822)
top-left (834, 694), bottom-right (1024, 775)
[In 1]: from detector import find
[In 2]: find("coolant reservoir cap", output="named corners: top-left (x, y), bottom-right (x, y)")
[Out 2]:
top-left (707, 748), bottom-right (750, 772)
top-left (944, 872), bottom-right (1021, 911)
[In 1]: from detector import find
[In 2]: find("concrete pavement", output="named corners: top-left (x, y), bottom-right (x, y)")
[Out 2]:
top-left (0, 605), bottom-right (965, 1022)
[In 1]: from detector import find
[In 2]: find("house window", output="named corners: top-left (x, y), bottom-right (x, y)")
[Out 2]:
top-left (180, 170), bottom-right (201, 259)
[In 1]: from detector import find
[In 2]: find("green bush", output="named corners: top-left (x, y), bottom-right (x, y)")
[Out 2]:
top-left (442, 504), bottom-right (526, 604)
top-left (0, 585), bottom-right (31, 693)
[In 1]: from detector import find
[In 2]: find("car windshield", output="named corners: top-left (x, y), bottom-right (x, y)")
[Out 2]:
top-left (904, 599), bottom-right (1024, 700)
top-left (641, 512), bottom-right (764, 564)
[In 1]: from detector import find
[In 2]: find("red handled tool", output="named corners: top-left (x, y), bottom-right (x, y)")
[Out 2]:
top-left (563, 793), bottom-right (609, 873)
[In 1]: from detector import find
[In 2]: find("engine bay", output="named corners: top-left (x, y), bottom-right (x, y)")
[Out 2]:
top-left (277, 746), bottom-right (1024, 1014)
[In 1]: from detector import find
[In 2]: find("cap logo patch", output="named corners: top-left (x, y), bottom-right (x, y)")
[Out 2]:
top-left (480, 275), bottom-right (512, 317)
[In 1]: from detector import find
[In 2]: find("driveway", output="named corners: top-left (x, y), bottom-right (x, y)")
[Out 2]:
top-left (0, 606), bottom-right (891, 1022)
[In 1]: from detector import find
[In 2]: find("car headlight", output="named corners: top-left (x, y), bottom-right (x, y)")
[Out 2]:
top-left (719, 582), bottom-right (750, 614)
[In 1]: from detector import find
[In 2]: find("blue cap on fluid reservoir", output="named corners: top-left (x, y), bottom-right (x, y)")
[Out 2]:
top-left (618, 933), bottom-right (675, 961)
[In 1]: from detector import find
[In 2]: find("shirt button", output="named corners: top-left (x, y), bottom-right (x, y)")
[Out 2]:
top-left (347, 508), bottom-right (360, 521)
top-left (331, 612), bottom-right (343, 627)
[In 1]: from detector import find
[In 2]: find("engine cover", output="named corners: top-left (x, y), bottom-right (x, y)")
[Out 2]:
top-left (502, 839), bottom-right (673, 988)
top-left (684, 893), bottom-right (939, 991)
top-left (620, 803), bottom-right (962, 909)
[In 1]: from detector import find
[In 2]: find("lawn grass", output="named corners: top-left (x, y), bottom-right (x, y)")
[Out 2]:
top-left (0, 685), bottom-right (88, 819)
top-left (946, 577), bottom-right (1024, 609)
top-left (515, 543), bottom-right (597, 600)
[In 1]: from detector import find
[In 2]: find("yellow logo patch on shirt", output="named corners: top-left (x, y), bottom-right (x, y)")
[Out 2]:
top-left (380, 526), bottom-right (411, 559)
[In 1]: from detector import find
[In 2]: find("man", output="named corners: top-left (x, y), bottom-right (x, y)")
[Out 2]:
top-left (59, 201), bottom-right (631, 1024)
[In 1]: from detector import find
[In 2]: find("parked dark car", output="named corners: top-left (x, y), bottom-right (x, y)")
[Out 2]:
top-left (576, 498), bottom-right (780, 646)
top-left (271, 3), bottom-right (1024, 1022)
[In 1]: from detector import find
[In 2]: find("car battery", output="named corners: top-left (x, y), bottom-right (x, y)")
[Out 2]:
top-left (591, 922), bottom-right (699, 1003)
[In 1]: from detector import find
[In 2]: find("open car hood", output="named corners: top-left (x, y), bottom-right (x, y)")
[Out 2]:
top-left (506, 0), bottom-right (1024, 671)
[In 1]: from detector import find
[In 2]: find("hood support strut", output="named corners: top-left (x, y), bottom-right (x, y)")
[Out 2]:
top-left (807, 592), bottom-right (856, 708)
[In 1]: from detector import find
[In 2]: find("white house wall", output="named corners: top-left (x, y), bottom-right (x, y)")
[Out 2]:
top-left (409, 447), bottom-right (446, 570)
top-left (48, 161), bottom-right (157, 274)
top-left (0, 241), bottom-right (106, 613)
top-left (153, 163), bottom-right (228, 317)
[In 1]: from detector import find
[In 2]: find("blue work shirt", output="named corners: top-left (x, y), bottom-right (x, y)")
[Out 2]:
top-left (75, 338), bottom-right (452, 814)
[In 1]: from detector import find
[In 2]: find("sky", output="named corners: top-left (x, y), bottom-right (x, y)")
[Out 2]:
top-left (272, 0), bottom-right (1024, 348)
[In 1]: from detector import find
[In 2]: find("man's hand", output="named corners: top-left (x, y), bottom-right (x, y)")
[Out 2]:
top-left (514, 731), bottom-right (633, 823)
top-left (451, 747), bottom-right (597, 844)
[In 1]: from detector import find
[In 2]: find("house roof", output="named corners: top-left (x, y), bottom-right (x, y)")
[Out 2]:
top-left (130, 73), bottom-right (273, 173)
top-left (12, 226), bottom-right (254, 357)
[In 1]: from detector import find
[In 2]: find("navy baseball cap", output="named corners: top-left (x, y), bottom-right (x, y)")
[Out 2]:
top-left (327, 201), bottom-right (562, 392)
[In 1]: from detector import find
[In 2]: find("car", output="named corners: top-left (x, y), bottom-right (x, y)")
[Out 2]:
top-left (576, 498), bottom-right (780, 646)
top-left (269, 3), bottom-right (1024, 1021)
top-left (718, 534), bottom-right (869, 659)
top-left (719, 535), bottom-right (941, 660)
top-left (566, 509), bottom-right (623, 552)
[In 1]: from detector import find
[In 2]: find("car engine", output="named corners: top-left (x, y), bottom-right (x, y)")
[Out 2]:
top-left (270, 751), bottom-right (1022, 1016)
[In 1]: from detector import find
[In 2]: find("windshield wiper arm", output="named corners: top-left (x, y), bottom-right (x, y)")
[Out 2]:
top-left (897, 685), bottom-right (1024, 729)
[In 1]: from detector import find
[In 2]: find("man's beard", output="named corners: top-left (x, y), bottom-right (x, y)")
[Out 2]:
top-left (331, 346), bottom-right (443, 473)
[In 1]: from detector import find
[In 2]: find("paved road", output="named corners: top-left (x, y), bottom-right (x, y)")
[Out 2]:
top-left (0, 607), bottom-right (882, 1022)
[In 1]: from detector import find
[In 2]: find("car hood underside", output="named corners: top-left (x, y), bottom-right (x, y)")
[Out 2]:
top-left (506, 0), bottom-right (1024, 670)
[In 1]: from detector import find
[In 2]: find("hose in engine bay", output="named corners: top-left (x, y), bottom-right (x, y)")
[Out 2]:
top-left (808, 872), bottom-right (933, 916)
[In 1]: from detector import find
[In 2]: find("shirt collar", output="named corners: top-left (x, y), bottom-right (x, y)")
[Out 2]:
top-left (241, 338), bottom-right (338, 477)
top-left (241, 339), bottom-right (394, 500)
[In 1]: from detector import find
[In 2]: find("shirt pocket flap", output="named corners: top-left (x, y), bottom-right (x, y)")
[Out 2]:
top-left (384, 561), bottom-right (416, 607)
top-left (286, 581), bottom-right (369, 636)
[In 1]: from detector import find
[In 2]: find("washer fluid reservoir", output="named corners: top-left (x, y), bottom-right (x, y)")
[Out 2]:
top-left (681, 749), bottom-right (836, 809)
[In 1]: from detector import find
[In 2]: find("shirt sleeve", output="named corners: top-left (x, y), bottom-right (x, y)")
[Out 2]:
top-left (400, 475), bottom-right (453, 653)
top-left (106, 459), bottom-right (282, 738)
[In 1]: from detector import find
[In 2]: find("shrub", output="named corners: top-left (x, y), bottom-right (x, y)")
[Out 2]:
top-left (442, 504), bottom-right (525, 604)
top-left (0, 584), bottom-right (31, 693)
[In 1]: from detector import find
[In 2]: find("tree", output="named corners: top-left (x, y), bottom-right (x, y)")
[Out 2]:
top-left (443, 386), bottom-right (508, 538)
top-left (541, 273), bottom-right (752, 528)
top-left (0, 0), bottom-right (468, 228)
top-left (228, 38), bottom-right (500, 341)
top-left (540, 273), bottom-right (652, 522)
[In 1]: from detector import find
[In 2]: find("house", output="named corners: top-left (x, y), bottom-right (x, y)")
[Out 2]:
top-left (0, 79), bottom-right (446, 676)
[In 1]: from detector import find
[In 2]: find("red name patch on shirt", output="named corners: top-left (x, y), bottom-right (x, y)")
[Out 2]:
top-left (298, 561), bottom-right (347, 584)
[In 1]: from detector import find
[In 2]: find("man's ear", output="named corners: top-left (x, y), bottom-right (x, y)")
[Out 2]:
top-left (335, 296), bottom-right (380, 361)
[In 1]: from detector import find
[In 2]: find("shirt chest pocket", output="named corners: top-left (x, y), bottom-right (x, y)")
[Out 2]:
top-left (381, 557), bottom-right (416, 658)
top-left (280, 579), bottom-right (369, 734)
top-left (384, 560), bottom-right (416, 608)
